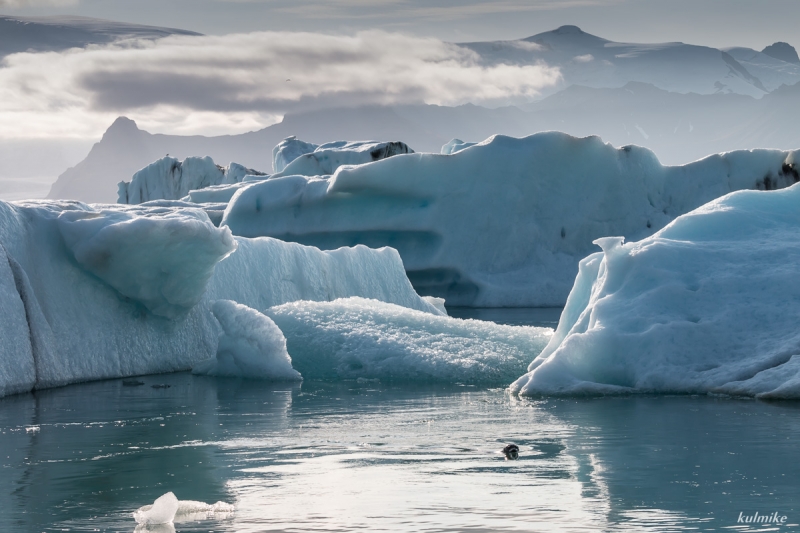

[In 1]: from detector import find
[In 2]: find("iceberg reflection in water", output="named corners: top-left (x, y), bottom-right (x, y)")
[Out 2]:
top-left (1, 373), bottom-right (798, 532)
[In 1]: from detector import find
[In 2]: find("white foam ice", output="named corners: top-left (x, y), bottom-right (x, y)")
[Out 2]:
top-left (267, 297), bottom-right (551, 384)
top-left (192, 300), bottom-right (302, 380)
top-left (511, 182), bottom-right (800, 399)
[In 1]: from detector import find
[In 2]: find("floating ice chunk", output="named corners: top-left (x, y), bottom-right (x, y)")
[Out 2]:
top-left (273, 136), bottom-right (319, 173)
top-left (441, 138), bottom-right (476, 154)
top-left (511, 183), bottom-right (800, 398)
top-left (266, 297), bottom-right (551, 384)
top-left (134, 492), bottom-right (234, 527)
top-left (57, 206), bottom-right (237, 318)
top-left (193, 300), bottom-right (302, 380)
top-left (133, 492), bottom-right (179, 525)
top-left (118, 157), bottom-right (266, 204)
top-left (175, 499), bottom-right (235, 518)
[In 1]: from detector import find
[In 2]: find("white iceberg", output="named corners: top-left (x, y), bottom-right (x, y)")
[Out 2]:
top-left (272, 136), bottom-right (319, 173)
top-left (222, 132), bottom-right (800, 307)
top-left (266, 297), bottom-right (551, 384)
top-left (118, 156), bottom-right (266, 204)
top-left (133, 492), bottom-right (234, 526)
top-left (511, 182), bottom-right (800, 399)
top-left (192, 300), bottom-right (302, 381)
top-left (269, 139), bottom-right (413, 179)
top-left (440, 138), bottom-right (476, 154)
top-left (0, 199), bottom-right (438, 397)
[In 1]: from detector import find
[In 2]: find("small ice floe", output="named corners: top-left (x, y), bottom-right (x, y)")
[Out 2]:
top-left (133, 492), bottom-right (234, 529)
top-left (502, 444), bottom-right (519, 460)
top-left (25, 425), bottom-right (40, 433)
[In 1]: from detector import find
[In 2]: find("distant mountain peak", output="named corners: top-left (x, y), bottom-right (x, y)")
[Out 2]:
top-left (523, 25), bottom-right (608, 46)
top-left (553, 25), bottom-right (584, 35)
top-left (762, 42), bottom-right (800, 64)
top-left (103, 116), bottom-right (140, 139)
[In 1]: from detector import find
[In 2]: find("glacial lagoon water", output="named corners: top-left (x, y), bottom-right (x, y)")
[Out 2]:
top-left (1, 309), bottom-right (799, 532)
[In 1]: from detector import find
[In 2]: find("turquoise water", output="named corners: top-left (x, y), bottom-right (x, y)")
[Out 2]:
top-left (1, 309), bottom-right (799, 532)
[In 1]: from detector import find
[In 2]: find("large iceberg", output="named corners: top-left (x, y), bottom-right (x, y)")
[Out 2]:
top-left (118, 156), bottom-right (266, 204)
top-left (0, 199), bottom-right (439, 397)
top-left (511, 183), bottom-right (800, 399)
top-left (222, 132), bottom-right (800, 306)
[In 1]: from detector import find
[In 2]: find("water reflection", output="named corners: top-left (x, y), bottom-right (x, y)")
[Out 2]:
top-left (0, 376), bottom-right (798, 532)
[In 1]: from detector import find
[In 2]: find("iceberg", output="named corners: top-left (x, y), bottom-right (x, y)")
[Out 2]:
top-left (269, 139), bottom-right (414, 179)
top-left (118, 156), bottom-right (266, 204)
top-left (267, 297), bottom-right (551, 384)
top-left (272, 136), bottom-right (319, 173)
top-left (222, 132), bottom-right (800, 306)
top-left (440, 138), bottom-right (477, 154)
top-left (511, 182), bottom-right (800, 399)
top-left (133, 492), bottom-right (234, 526)
top-left (0, 199), bottom-right (438, 397)
top-left (192, 300), bottom-right (302, 381)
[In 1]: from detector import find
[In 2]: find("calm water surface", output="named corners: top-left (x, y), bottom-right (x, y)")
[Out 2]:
top-left (1, 310), bottom-right (799, 532)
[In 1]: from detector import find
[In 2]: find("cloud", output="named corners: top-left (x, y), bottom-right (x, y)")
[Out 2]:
top-left (0, 0), bottom-right (77, 6)
top-left (268, 0), bottom-right (625, 21)
top-left (0, 30), bottom-right (561, 139)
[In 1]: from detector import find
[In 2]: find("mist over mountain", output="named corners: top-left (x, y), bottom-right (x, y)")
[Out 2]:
top-left (461, 25), bottom-right (800, 98)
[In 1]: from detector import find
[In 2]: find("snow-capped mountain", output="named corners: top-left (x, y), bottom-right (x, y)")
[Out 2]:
top-left (460, 25), bottom-right (800, 98)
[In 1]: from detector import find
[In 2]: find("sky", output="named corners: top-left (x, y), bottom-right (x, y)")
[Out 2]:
top-left (2, 0), bottom-right (799, 50)
top-left (0, 0), bottom-right (799, 188)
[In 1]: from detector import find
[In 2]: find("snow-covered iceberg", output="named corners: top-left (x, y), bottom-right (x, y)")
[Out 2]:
top-left (118, 156), bottom-right (266, 204)
top-left (267, 297), bottom-right (551, 384)
top-left (0, 199), bottom-right (439, 397)
top-left (222, 132), bottom-right (800, 306)
top-left (511, 182), bottom-right (800, 399)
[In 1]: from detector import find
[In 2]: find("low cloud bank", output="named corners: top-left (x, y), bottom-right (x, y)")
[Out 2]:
top-left (0, 30), bottom-right (561, 139)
